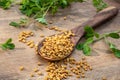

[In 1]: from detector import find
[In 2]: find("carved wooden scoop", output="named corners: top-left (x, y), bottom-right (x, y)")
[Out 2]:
top-left (38, 6), bottom-right (118, 61)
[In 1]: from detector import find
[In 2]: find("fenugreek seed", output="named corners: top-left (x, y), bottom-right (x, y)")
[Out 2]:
top-left (40, 34), bottom-right (44, 37)
top-left (29, 44), bottom-right (34, 48)
top-left (30, 32), bottom-right (34, 36)
top-left (63, 16), bottom-right (67, 20)
top-left (33, 68), bottom-right (39, 72)
top-left (89, 66), bottom-right (93, 70)
top-left (22, 39), bottom-right (26, 43)
top-left (81, 74), bottom-right (85, 78)
top-left (76, 75), bottom-right (80, 78)
top-left (102, 77), bottom-right (107, 80)
top-left (30, 73), bottom-right (34, 77)
top-left (26, 41), bottom-right (31, 44)
top-left (37, 71), bottom-right (42, 75)
top-left (69, 65), bottom-right (72, 68)
top-left (84, 68), bottom-right (88, 71)
top-left (68, 74), bottom-right (73, 76)
top-left (18, 38), bottom-right (22, 42)
top-left (19, 66), bottom-right (24, 71)
top-left (82, 57), bottom-right (86, 60)
top-left (37, 62), bottom-right (42, 66)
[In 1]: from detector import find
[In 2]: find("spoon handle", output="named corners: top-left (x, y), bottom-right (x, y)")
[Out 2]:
top-left (71, 6), bottom-right (118, 44)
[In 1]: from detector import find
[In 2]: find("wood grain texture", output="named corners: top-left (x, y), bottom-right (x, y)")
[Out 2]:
top-left (0, 0), bottom-right (120, 80)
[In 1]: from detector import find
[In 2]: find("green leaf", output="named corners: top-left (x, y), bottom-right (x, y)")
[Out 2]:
top-left (92, 0), bottom-right (108, 12)
top-left (36, 17), bottom-right (47, 25)
top-left (94, 32), bottom-right (100, 38)
top-left (76, 43), bottom-right (84, 50)
top-left (61, 0), bottom-right (68, 8)
top-left (0, 0), bottom-right (12, 9)
top-left (19, 18), bottom-right (28, 24)
top-left (85, 37), bottom-right (94, 44)
top-left (9, 22), bottom-right (20, 27)
top-left (110, 48), bottom-right (120, 58)
top-left (78, 0), bottom-right (85, 2)
top-left (109, 43), bottom-right (120, 58)
top-left (0, 38), bottom-right (15, 50)
top-left (6, 43), bottom-right (15, 50)
top-left (109, 43), bottom-right (116, 49)
top-left (6, 38), bottom-right (12, 44)
top-left (83, 44), bottom-right (91, 56)
top-left (0, 44), bottom-right (7, 50)
top-left (20, 0), bottom-right (84, 25)
top-left (85, 33), bottom-right (94, 39)
top-left (108, 33), bottom-right (120, 39)
top-left (84, 26), bottom-right (99, 38)
top-left (84, 26), bottom-right (94, 34)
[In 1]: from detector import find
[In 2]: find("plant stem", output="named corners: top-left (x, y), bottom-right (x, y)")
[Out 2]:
top-left (42, 1), bottom-right (54, 17)
top-left (93, 30), bottom-right (120, 42)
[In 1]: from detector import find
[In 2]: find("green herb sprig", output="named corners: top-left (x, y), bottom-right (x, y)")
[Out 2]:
top-left (9, 18), bottom-right (28, 28)
top-left (0, 0), bottom-right (13, 9)
top-left (0, 38), bottom-right (15, 50)
top-left (76, 26), bottom-right (120, 58)
top-left (1, 0), bottom-right (108, 25)
top-left (92, 0), bottom-right (108, 12)
top-left (19, 0), bottom-right (85, 24)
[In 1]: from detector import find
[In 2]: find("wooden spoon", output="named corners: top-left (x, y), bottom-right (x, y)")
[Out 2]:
top-left (37, 6), bottom-right (118, 61)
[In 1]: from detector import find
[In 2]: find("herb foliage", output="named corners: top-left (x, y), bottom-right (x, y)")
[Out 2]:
top-left (0, 38), bottom-right (15, 50)
top-left (76, 26), bottom-right (120, 58)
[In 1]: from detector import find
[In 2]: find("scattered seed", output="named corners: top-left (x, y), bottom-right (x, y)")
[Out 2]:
top-left (19, 66), bottom-right (24, 71)
top-left (81, 74), bottom-right (85, 78)
top-left (63, 16), bottom-right (67, 20)
top-left (37, 62), bottom-right (42, 66)
top-left (76, 75), bottom-right (80, 78)
top-left (30, 73), bottom-right (34, 77)
top-left (82, 57), bottom-right (86, 60)
top-left (102, 77), bottom-right (107, 80)
top-left (37, 71), bottom-right (42, 75)
top-left (89, 66), bottom-right (93, 70)
top-left (40, 34), bottom-right (44, 37)
top-left (33, 68), bottom-right (39, 72)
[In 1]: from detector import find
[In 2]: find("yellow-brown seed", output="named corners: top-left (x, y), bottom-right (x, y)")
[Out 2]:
top-left (82, 57), bottom-right (86, 60)
top-left (33, 68), bottom-right (39, 72)
top-left (63, 16), bottom-right (67, 20)
top-left (102, 77), bottom-right (107, 80)
top-left (81, 74), bottom-right (85, 78)
top-left (29, 43), bottom-right (35, 48)
top-left (40, 34), bottom-right (44, 37)
top-left (76, 75), bottom-right (80, 78)
top-left (37, 62), bottom-right (42, 66)
top-left (30, 73), bottom-right (34, 77)
top-left (89, 66), bottom-right (93, 70)
top-left (37, 71), bottom-right (42, 75)
top-left (19, 66), bottom-right (24, 71)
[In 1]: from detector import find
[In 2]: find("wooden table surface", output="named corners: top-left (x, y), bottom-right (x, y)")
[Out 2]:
top-left (0, 0), bottom-right (120, 80)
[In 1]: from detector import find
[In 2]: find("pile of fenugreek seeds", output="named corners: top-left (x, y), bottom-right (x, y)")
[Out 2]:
top-left (18, 31), bottom-right (35, 48)
top-left (44, 57), bottom-right (92, 80)
top-left (18, 27), bottom-right (93, 80)
top-left (39, 30), bottom-right (75, 59)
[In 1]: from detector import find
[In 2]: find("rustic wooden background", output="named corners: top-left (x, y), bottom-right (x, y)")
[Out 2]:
top-left (0, 0), bottom-right (120, 80)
